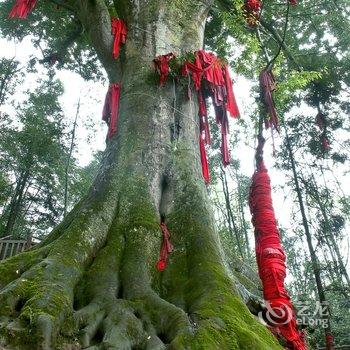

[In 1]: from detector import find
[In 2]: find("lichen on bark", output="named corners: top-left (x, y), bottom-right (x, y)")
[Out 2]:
top-left (0, 1), bottom-right (283, 349)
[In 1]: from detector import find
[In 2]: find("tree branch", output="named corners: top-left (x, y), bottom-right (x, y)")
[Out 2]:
top-left (39, 21), bottom-right (83, 65)
top-left (75, 0), bottom-right (121, 82)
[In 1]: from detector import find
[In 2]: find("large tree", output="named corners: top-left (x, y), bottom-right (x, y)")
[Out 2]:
top-left (0, 0), bottom-right (283, 349)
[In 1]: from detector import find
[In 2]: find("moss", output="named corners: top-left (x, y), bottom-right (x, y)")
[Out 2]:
top-left (0, 247), bottom-right (48, 289)
top-left (232, 268), bottom-right (260, 294)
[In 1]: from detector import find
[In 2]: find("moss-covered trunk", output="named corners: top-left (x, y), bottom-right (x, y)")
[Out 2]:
top-left (0, 1), bottom-right (282, 349)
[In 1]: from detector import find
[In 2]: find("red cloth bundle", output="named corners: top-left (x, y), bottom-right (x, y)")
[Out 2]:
top-left (9, 0), bottom-right (37, 18)
top-left (102, 83), bottom-right (121, 139)
top-left (244, 0), bottom-right (262, 26)
top-left (111, 18), bottom-right (127, 59)
top-left (260, 68), bottom-right (279, 131)
top-left (156, 222), bottom-right (174, 272)
top-left (153, 53), bottom-right (175, 86)
top-left (249, 151), bottom-right (307, 350)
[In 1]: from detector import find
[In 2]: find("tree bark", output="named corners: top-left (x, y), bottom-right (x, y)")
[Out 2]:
top-left (0, 1), bottom-right (282, 349)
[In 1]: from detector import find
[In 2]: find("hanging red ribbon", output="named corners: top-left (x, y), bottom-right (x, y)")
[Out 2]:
top-left (199, 134), bottom-right (210, 184)
top-left (154, 50), bottom-right (240, 182)
top-left (153, 53), bottom-right (175, 86)
top-left (111, 18), bottom-right (127, 59)
top-left (9, 0), bottom-right (37, 18)
top-left (315, 112), bottom-right (330, 152)
top-left (249, 139), bottom-right (307, 350)
top-left (198, 91), bottom-right (211, 145)
top-left (260, 68), bottom-right (279, 131)
top-left (102, 83), bottom-right (121, 139)
top-left (156, 222), bottom-right (174, 272)
top-left (223, 65), bottom-right (240, 118)
top-left (322, 135), bottom-right (330, 151)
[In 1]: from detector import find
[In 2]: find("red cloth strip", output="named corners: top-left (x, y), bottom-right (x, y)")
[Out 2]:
top-left (153, 53), bottom-right (175, 86)
top-left (102, 83), bottom-right (121, 139)
top-left (198, 91), bottom-right (211, 145)
top-left (154, 50), bottom-right (241, 178)
top-left (111, 18), bottom-right (127, 59)
top-left (223, 65), bottom-right (240, 118)
top-left (249, 142), bottom-right (307, 350)
top-left (156, 222), bottom-right (174, 272)
top-left (9, 0), bottom-right (37, 18)
top-left (260, 68), bottom-right (279, 131)
top-left (199, 134), bottom-right (210, 184)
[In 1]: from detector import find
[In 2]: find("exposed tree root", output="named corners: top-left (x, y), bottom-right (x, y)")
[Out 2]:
top-left (0, 159), bottom-right (282, 350)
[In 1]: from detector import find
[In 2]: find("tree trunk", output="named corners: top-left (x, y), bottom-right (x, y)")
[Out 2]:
top-left (0, 2), bottom-right (281, 349)
top-left (284, 129), bottom-right (334, 350)
top-left (2, 170), bottom-right (30, 237)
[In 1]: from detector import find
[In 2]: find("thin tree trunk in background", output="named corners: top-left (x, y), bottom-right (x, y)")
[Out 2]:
top-left (234, 168), bottom-right (250, 256)
top-left (64, 98), bottom-right (80, 217)
top-left (302, 175), bottom-right (350, 293)
top-left (284, 128), bottom-right (334, 350)
top-left (3, 169), bottom-right (29, 237)
top-left (220, 166), bottom-right (245, 259)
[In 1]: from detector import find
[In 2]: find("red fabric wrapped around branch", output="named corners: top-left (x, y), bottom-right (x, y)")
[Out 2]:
top-left (260, 68), bottom-right (279, 131)
top-left (9, 0), bottom-right (37, 18)
top-left (102, 83), bottom-right (121, 139)
top-left (156, 222), bottom-right (174, 272)
top-left (249, 139), bottom-right (307, 350)
top-left (111, 18), bottom-right (127, 59)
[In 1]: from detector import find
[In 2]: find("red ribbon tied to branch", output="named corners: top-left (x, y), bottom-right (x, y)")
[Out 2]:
top-left (9, 0), bottom-right (37, 18)
top-left (249, 140), bottom-right (307, 350)
top-left (153, 53), bottom-right (176, 86)
top-left (102, 83), bottom-right (121, 139)
top-left (111, 18), bottom-right (127, 59)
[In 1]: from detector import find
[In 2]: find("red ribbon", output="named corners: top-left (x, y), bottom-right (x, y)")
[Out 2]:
top-left (322, 135), bottom-right (330, 151)
top-left (260, 68), bottom-right (279, 131)
top-left (9, 0), bottom-right (37, 18)
top-left (154, 50), bottom-right (240, 182)
top-left (243, 0), bottom-right (262, 26)
top-left (199, 134), bottom-right (210, 184)
top-left (153, 53), bottom-right (175, 86)
top-left (102, 83), bottom-right (121, 139)
top-left (325, 333), bottom-right (334, 349)
top-left (111, 18), bottom-right (127, 59)
top-left (198, 91), bottom-right (211, 145)
top-left (249, 148), bottom-right (307, 350)
top-left (156, 222), bottom-right (174, 272)
top-left (223, 65), bottom-right (240, 118)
